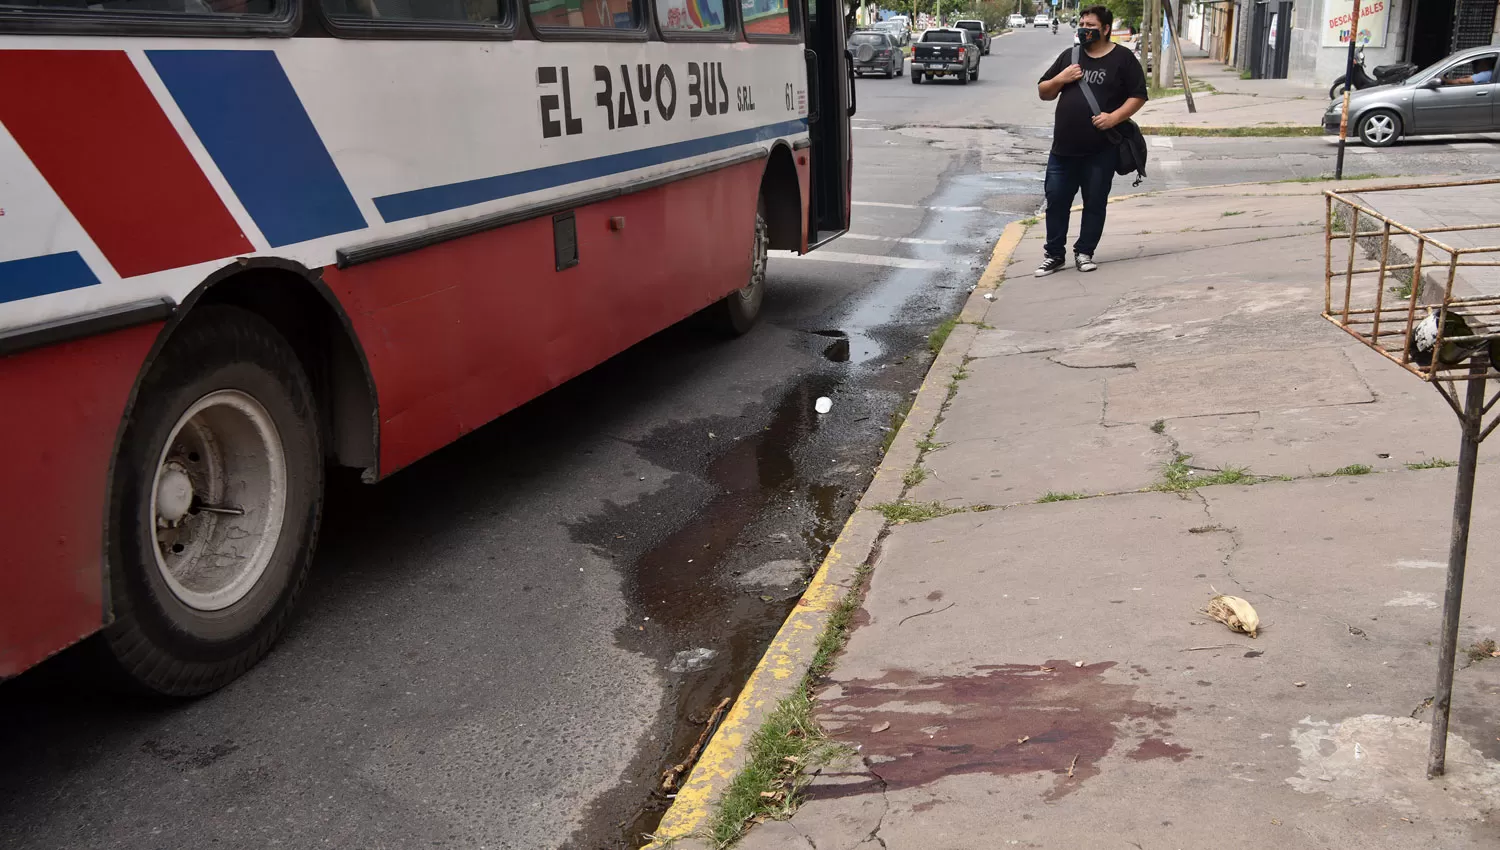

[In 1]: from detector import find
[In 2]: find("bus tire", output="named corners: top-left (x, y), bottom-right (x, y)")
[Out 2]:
top-left (704, 197), bottom-right (769, 336)
top-left (99, 305), bottom-right (323, 696)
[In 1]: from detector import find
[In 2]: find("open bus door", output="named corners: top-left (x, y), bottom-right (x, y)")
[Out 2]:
top-left (802, 0), bottom-right (852, 248)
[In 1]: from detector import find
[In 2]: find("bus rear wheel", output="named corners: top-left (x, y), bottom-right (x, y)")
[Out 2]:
top-left (99, 305), bottom-right (323, 696)
top-left (704, 197), bottom-right (768, 336)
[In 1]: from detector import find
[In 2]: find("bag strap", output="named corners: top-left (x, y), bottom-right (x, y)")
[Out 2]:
top-left (1072, 45), bottom-right (1104, 116)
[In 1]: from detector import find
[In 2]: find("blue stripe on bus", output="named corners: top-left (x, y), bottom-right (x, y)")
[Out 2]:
top-left (373, 118), bottom-right (810, 223)
top-left (0, 252), bottom-right (100, 305)
top-left (147, 50), bottom-right (368, 248)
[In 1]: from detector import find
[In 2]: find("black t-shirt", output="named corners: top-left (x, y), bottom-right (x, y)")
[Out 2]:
top-left (1039, 44), bottom-right (1148, 156)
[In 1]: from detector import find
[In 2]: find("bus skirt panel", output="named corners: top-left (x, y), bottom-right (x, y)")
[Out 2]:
top-left (0, 321), bottom-right (162, 677)
top-left (326, 158), bottom-right (765, 477)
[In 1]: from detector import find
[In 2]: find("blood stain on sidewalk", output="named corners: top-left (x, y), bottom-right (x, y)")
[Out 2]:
top-left (815, 662), bottom-right (1193, 800)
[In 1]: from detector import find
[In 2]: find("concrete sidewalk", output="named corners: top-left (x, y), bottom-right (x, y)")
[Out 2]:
top-left (736, 181), bottom-right (1500, 849)
top-left (1136, 56), bottom-right (1328, 131)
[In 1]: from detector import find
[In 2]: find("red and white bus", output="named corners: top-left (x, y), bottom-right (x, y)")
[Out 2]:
top-left (0, 0), bottom-right (852, 694)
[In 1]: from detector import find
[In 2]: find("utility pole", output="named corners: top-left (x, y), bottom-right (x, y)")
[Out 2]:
top-left (1139, 0), bottom-right (1155, 91)
top-left (1151, 0), bottom-right (1168, 89)
top-left (1334, 0), bottom-right (1362, 179)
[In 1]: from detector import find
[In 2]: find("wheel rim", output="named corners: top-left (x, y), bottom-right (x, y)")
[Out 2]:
top-left (1365, 114), bottom-right (1395, 144)
top-left (150, 389), bottom-right (288, 612)
top-left (737, 211), bottom-right (768, 313)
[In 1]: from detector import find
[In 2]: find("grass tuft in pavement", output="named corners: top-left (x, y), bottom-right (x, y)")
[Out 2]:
top-left (1330, 463), bottom-right (1373, 476)
top-left (705, 560), bottom-right (871, 846)
top-left (1150, 419), bottom-right (1166, 434)
top-left (1406, 458), bottom-right (1457, 470)
top-left (880, 396), bottom-right (916, 455)
top-left (903, 466), bottom-right (929, 488)
top-left (1141, 125), bottom-right (1323, 138)
top-left (1282, 173), bottom-right (1381, 184)
top-left (1037, 492), bottom-right (1086, 503)
top-left (706, 689), bottom-right (839, 848)
top-left (928, 317), bottom-right (958, 356)
top-left (1153, 453), bottom-right (1253, 491)
top-left (870, 500), bottom-right (962, 523)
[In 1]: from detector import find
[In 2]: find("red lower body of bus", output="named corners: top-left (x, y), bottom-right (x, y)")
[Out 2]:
top-left (0, 155), bottom-right (807, 678)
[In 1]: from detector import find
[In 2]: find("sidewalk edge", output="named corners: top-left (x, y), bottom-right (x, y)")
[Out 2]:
top-left (644, 220), bottom-right (1027, 849)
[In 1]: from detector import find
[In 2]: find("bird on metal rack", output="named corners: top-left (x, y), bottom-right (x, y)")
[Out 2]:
top-left (1408, 309), bottom-right (1485, 368)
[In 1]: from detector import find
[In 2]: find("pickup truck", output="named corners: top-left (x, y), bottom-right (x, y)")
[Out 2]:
top-left (911, 28), bottom-right (980, 85)
top-left (953, 19), bottom-right (990, 55)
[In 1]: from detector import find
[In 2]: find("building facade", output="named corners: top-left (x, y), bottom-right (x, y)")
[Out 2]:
top-left (1227, 0), bottom-right (1500, 87)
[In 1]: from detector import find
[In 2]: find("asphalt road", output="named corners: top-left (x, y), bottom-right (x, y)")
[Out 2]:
top-left (3, 28), bottom-right (1497, 850)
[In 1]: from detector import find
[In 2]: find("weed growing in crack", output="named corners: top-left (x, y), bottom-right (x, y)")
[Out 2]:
top-left (1150, 419), bottom-right (1166, 435)
top-left (1018, 216), bottom-right (1040, 226)
top-left (880, 396), bottom-right (916, 455)
top-left (1222, 210), bottom-right (1245, 217)
top-left (706, 689), bottom-right (840, 848)
top-left (1153, 453), bottom-right (1253, 491)
top-left (1406, 458), bottom-right (1456, 470)
top-left (928, 317), bottom-right (958, 355)
top-left (915, 437), bottom-right (947, 453)
top-left (1330, 463), bottom-right (1373, 476)
top-left (705, 564), bottom-right (870, 846)
top-left (903, 466), bottom-right (929, 488)
top-left (870, 500), bottom-right (963, 523)
top-left (1038, 492), bottom-right (1086, 503)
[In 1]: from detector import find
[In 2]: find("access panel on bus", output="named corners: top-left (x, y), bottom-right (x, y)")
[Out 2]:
top-left (802, 0), bottom-right (852, 247)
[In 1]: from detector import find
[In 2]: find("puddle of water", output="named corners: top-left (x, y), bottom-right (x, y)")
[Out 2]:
top-left (572, 371), bottom-right (858, 847)
top-left (815, 662), bottom-right (1188, 801)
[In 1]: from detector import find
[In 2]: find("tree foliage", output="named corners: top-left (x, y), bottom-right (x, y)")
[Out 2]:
top-left (1103, 0), bottom-right (1143, 30)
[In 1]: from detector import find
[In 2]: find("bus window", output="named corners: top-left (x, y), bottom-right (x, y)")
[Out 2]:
top-left (323, 0), bottom-right (504, 25)
top-left (0, 0), bottom-right (278, 15)
top-left (655, 0), bottom-right (725, 32)
top-left (740, 0), bottom-right (788, 36)
top-left (529, 0), bottom-right (636, 29)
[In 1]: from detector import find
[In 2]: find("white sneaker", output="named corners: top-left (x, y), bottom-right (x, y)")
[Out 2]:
top-left (1035, 255), bottom-right (1066, 277)
top-left (1075, 253), bottom-right (1098, 273)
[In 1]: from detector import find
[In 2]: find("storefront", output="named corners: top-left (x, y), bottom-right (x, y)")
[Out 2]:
top-left (1280, 0), bottom-right (1500, 88)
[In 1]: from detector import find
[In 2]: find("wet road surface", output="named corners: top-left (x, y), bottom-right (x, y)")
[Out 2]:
top-left (4, 28), bottom-right (1495, 850)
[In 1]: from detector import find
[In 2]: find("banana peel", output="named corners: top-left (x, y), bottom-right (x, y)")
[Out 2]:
top-left (1204, 588), bottom-right (1260, 638)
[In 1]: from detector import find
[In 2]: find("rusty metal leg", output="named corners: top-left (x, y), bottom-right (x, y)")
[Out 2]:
top-left (1428, 360), bottom-right (1486, 778)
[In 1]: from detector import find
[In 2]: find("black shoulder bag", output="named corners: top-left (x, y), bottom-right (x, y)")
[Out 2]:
top-left (1073, 45), bottom-right (1148, 187)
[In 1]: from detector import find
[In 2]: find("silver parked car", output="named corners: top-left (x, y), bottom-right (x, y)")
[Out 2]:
top-left (1324, 46), bottom-right (1499, 147)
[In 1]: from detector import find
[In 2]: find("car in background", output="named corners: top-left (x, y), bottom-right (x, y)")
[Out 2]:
top-left (1323, 45), bottom-right (1500, 147)
top-left (1033, 13), bottom-right (1051, 27)
top-left (1007, 13), bottom-right (1026, 28)
top-left (849, 30), bottom-right (904, 78)
top-left (953, 19), bottom-right (990, 55)
top-left (873, 20), bottom-right (909, 46)
top-left (911, 27), bottom-right (980, 84)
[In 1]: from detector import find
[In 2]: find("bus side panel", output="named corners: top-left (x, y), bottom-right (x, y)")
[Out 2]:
top-left (326, 160), bottom-right (763, 476)
top-left (0, 322), bottom-right (161, 677)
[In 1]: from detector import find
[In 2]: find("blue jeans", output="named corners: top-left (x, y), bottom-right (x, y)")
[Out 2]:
top-left (1043, 148), bottom-right (1117, 259)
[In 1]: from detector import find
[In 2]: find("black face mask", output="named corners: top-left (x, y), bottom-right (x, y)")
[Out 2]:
top-left (1077, 26), bottom-right (1102, 44)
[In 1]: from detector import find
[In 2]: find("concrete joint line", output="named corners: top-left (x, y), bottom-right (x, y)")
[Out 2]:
top-left (643, 220), bottom-right (1027, 849)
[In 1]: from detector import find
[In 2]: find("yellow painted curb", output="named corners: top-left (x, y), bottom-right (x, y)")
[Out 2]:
top-left (643, 509), bottom-right (873, 846)
top-left (644, 218), bottom-right (1030, 848)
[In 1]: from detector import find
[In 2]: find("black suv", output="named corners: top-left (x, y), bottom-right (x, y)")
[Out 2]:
top-left (954, 20), bottom-right (990, 55)
top-left (848, 31), bottom-right (904, 78)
